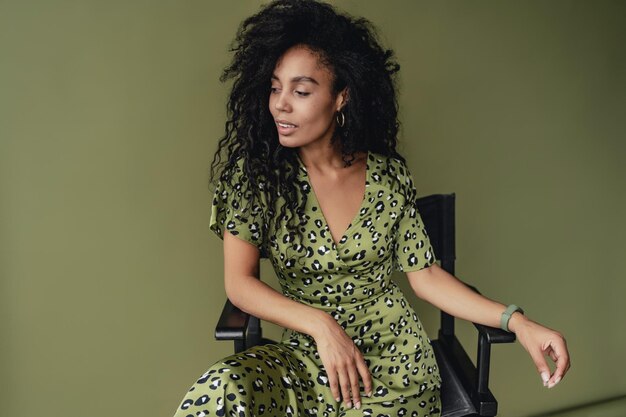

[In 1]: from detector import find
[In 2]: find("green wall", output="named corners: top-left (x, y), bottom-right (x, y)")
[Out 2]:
top-left (1, 1), bottom-right (624, 416)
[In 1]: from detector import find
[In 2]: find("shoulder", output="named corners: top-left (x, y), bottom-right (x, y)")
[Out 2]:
top-left (369, 151), bottom-right (415, 201)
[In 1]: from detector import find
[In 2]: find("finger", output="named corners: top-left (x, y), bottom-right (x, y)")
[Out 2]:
top-left (559, 339), bottom-right (571, 375)
top-left (528, 343), bottom-right (552, 387)
top-left (327, 367), bottom-right (341, 404)
top-left (347, 364), bottom-right (361, 409)
top-left (337, 366), bottom-right (352, 408)
top-left (356, 356), bottom-right (373, 398)
top-left (547, 340), bottom-right (570, 387)
top-left (547, 347), bottom-right (558, 362)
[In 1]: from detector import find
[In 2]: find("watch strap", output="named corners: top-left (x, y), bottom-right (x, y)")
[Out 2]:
top-left (500, 304), bottom-right (524, 332)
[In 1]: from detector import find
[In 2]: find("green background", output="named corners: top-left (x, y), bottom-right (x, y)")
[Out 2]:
top-left (1, 1), bottom-right (624, 416)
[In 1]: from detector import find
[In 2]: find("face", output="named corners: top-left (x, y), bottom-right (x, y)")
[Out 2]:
top-left (269, 45), bottom-right (348, 150)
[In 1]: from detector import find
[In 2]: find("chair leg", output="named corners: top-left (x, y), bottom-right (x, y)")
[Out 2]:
top-left (477, 333), bottom-right (492, 394)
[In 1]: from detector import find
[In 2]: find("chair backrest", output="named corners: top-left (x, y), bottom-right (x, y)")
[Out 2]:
top-left (415, 193), bottom-right (457, 337)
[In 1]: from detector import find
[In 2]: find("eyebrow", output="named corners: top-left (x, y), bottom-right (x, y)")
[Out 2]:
top-left (271, 74), bottom-right (319, 85)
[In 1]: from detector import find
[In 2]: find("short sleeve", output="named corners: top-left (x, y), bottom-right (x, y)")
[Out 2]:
top-left (209, 159), bottom-right (268, 257)
top-left (392, 180), bottom-right (437, 273)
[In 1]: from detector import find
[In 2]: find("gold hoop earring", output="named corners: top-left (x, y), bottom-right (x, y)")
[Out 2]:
top-left (336, 110), bottom-right (345, 127)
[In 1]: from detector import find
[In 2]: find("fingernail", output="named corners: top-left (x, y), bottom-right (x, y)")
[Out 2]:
top-left (336, 397), bottom-right (341, 402)
top-left (548, 375), bottom-right (562, 389)
top-left (346, 401), bottom-right (352, 408)
top-left (550, 376), bottom-right (561, 388)
top-left (355, 401), bottom-right (361, 409)
top-left (541, 371), bottom-right (550, 386)
top-left (367, 391), bottom-right (373, 397)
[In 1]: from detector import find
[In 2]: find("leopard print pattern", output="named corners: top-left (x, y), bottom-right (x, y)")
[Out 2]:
top-left (173, 151), bottom-right (441, 417)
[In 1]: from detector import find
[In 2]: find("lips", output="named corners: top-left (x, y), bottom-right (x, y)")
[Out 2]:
top-left (276, 119), bottom-right (297, 127)
top-left (275, 119), bottom-right (298, 135)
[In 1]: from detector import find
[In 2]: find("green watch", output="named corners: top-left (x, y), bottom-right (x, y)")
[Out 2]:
top-left (500, 304), bottom-right (524, 332)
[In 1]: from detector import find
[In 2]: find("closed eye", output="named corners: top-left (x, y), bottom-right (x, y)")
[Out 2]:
top-left (270, 87), bottom-right (310, 97)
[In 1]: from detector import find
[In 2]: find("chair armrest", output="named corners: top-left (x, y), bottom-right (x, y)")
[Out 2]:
top-left (215, 298), bottom-right (248, 341)
top-left (474, 323), bottom-right (517, 344)
top-left (215, 298), bottom-right (265, 353)
top-left (464, 283), bottom-right (517, 344)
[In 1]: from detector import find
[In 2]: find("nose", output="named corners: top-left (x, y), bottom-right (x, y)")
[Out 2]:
top-left (273, 90), bottom-right (291, 112)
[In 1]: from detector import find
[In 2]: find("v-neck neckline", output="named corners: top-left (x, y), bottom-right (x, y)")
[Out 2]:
top-left (296, 150), bottom-right (370, 248)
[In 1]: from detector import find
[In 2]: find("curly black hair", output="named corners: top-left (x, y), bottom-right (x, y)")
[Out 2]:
top-left (210, 0), bottom-right (407, 256)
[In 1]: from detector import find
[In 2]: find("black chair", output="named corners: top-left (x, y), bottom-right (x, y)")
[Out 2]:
top-left (215, 193), bottom-right (516, 417)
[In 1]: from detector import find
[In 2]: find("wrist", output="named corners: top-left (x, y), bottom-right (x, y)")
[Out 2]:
top-left (507, 311), bottom-right (529, 334)
top-left (308, 309), bottom-right (337, 340)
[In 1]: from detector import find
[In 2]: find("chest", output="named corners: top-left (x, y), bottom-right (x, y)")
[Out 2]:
top-left (305, 163), bottom-right (367, 247)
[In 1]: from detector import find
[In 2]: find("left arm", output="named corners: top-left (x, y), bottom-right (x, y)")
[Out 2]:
top-left (407, 262), bottom-right (571, 389)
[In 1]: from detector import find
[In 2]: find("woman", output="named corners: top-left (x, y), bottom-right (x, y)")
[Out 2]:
top-left (173, 1), bottom-right (571, 416)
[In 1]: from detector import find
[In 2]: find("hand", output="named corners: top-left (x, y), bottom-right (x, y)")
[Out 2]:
top-left (312, 317), bottom-right (373, 410)
top-left (509, 313), bottom-right (571, 389)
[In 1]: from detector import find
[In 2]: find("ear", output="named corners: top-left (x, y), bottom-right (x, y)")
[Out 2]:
top-left (335, 87), bottom-right (349, 111)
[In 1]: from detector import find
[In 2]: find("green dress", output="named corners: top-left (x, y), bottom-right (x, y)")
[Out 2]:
top-left (172, 151), bottom-right (442, 417)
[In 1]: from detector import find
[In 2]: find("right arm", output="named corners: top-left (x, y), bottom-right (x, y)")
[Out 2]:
top-left (222, 230), bottom-right (372, 410)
